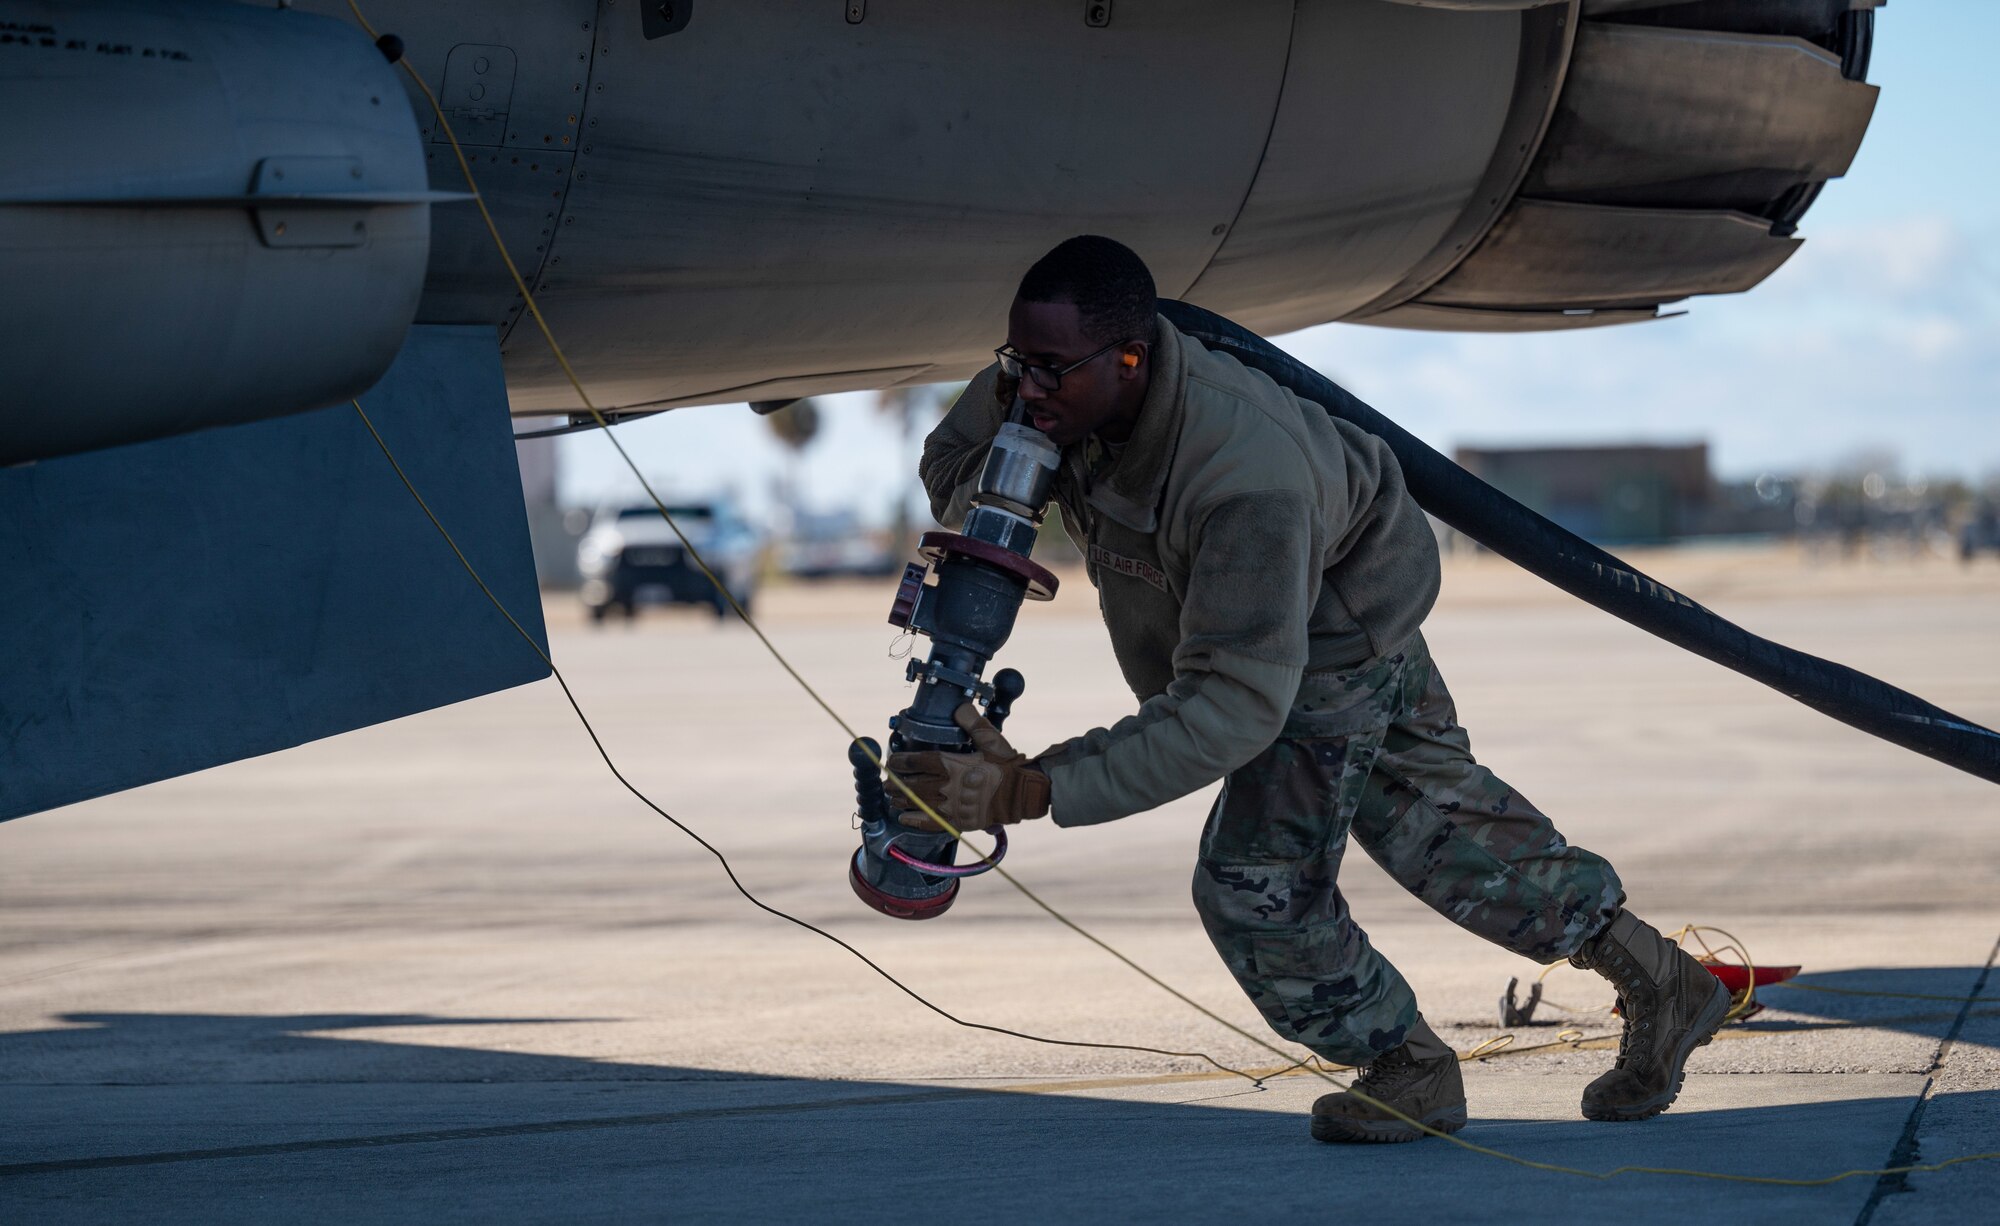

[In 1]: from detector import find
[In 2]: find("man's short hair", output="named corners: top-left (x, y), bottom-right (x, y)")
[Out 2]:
top-left (1017, 235), bottom-right (1158, 347)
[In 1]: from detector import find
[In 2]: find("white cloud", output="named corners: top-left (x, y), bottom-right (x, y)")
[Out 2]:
top-left (1273, 215), bottom-right (2000, 481)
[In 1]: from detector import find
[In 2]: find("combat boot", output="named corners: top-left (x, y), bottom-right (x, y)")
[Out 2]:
top-left (1310, 1018), bottom-right (1467, 1143)
top-left (1569, 910), bottom-right (1732, 1121)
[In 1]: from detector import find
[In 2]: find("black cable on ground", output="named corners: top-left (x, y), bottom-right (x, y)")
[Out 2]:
top-left (1158, 300), bottom-right (2000, 786)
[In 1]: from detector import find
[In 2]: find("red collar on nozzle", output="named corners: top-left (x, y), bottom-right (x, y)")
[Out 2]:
top-left (848, 853), bottom-right (958, 919)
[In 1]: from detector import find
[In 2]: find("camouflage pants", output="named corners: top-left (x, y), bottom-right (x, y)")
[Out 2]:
top-left (1192, 633), bottom-right (1623, 1066)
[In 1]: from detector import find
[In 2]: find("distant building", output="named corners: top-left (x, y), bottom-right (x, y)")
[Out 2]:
top-left (1453, 443), bottom-right (1711, 545)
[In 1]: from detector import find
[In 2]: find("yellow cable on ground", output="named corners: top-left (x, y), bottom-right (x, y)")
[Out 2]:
top-left (1677, 925), bottom-right (1761, 1021)
top-left (356, 397), bottom-right (2000, 1190)
top-left (1461, 1034), bottom-right (1514, 1061)
top-left (345, 2), bottom-right (2000, 1188)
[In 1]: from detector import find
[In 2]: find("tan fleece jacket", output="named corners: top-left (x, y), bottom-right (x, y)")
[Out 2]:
top-left (919, 315), bottom-right (1440, 827)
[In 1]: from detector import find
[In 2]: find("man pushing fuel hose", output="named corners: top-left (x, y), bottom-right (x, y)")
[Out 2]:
top-left (886, 236), bottom-right (1733, 1144)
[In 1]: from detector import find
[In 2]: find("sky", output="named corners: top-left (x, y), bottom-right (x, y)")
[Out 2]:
top-left (556, 1), bottom-right (2000, 527)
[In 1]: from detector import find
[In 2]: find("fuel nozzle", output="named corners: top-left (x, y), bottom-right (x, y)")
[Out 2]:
top-left (847, 422), bottom-right (1061, 919)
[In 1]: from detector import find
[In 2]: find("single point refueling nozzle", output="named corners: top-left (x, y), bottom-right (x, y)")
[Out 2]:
top-left (847, 417), bottom-right (1061, 919)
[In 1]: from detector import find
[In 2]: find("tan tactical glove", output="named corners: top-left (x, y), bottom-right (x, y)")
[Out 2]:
top-left (886, 703), bottom-right (1051, 832)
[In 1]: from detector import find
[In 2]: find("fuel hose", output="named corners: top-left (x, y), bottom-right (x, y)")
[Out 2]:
top-left (1159, 299), bottom-right (2000, 786)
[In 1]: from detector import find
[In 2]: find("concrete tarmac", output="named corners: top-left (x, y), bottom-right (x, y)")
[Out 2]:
top-left (3, 543), bottom-right (1998, 1222)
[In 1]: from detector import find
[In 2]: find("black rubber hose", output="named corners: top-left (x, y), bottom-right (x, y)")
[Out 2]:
top-left (1159, 299), bottom-right (2000, 786)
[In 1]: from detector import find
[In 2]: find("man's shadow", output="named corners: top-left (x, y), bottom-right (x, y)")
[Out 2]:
top-left (5, 1010), bottom-right (691, 1084)
top-left (1740, 965), bottom-right (1999, 1042)
top-left (3, 1005), bottom-right (1995, 1221)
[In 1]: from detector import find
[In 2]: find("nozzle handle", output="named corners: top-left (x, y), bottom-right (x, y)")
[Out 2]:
top-left (985, 669), bottom-right (1025, 732)
top-left (849, 737), bottom-right (891, 826)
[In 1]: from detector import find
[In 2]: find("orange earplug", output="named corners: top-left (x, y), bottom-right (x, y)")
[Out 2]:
top-left (1121, 353), bottom-right (1139, 367)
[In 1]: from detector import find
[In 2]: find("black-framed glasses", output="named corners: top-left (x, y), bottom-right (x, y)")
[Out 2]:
top-left (994, 338), bottom-right (1129, 391)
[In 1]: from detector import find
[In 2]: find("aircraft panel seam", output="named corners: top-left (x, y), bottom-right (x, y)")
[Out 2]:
top-left (499, 2), bottom-right (605, 349)
top-left (1181, 0), bottom-right (1300, 301)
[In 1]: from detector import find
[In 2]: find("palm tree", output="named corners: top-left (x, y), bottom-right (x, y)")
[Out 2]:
top-left (761, 398), bottom-right (823, 531)
top-left (876, 384), bottom-right (959, 554)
